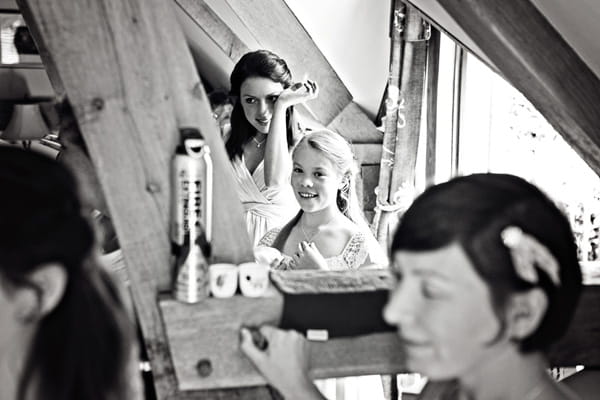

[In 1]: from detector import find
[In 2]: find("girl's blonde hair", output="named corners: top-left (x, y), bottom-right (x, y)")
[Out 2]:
top-left (293, 129), bottom-right (370, 232)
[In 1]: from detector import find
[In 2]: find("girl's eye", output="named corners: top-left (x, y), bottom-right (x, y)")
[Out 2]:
top-left (244, 98), bottom-right (256, 104)
top-left (314, 172), bottom-right (324, 178)
top-left (268, 95), bottom-right (279, 102)
top-left (293, 167), bottom-right (303, 173)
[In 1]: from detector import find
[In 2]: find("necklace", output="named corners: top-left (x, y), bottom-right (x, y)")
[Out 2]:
top-left (252, 136), bottom-right (266, 148)
top-left (299, 216), bottom-right (333, 243)
top-left (300, 222), bottom-right (318, 242)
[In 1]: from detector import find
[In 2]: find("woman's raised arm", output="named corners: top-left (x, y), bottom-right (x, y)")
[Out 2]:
top-left (263, 80), bottom-right (318, 187)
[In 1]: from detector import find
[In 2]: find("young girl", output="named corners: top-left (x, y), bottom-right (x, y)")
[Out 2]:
top-left (226, 49), bottom-right (318, 245)
top-left (257, 129), bottom-right (387, 270)
top-left (242, 173), bottom-right (582, 400)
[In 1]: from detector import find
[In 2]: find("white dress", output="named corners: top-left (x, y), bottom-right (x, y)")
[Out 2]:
top-left (257, 226), bottom-right (387, 270)
top-left (231, 155), bottom-right (299, 246)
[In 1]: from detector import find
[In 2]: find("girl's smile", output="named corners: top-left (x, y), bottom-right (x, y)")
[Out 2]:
top-left (291, 142), bottom-right (344, 213)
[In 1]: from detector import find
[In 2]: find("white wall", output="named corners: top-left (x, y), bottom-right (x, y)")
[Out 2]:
top-left (284, 0), bottom-right (391, 119)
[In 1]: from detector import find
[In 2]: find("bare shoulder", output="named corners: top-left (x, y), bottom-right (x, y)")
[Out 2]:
top-left (315, 217), bottom-right (358, 257)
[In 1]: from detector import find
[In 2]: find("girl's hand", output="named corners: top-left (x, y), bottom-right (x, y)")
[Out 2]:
top-left (240, 326), bottom-right (323, 400)
top-left (292, 241), bottom-right (328, 270)
top-left (276, 79), bottom-right (319, 109)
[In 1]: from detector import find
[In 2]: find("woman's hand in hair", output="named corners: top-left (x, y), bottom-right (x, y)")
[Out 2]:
top-left (276, 79), bottom-right (319, 109)
top-left (240, 326), bottom-right (325, 400)
top-left (292, 241), bottom-right (328, 270)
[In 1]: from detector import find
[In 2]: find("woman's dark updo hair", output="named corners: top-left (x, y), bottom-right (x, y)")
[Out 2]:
top-left (391, 173), bottom-right (582, 352)
top-left (0, 146), bottom-right (133, 400)
top-left (226, 49), bottom-right (296, 160)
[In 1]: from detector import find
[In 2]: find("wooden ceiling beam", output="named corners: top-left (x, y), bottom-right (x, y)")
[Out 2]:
top-left (175, 0), bottom-right (249, 63)
top-left (436, 0), bottom-right (600, 176)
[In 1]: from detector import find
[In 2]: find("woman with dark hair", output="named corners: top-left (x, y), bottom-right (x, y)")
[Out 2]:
top-left (226, 49), bottom-right (318, 245)
top-left (0, 146), bottom-right (136, 400)
top-left (241, 173), bottom-right (582, 400)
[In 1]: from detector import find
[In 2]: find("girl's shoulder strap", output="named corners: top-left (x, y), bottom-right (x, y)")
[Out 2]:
top-left (341, 231), bottom-right (369, 269)
top-left (257, 228), bottom-right (281, 247)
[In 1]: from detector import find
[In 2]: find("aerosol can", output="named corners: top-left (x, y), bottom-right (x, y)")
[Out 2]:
top-left (171, 127), bottom-right (213, 303)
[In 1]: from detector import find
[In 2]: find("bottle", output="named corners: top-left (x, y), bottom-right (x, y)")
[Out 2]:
top-left (171, 127), bottom-right (213, 303)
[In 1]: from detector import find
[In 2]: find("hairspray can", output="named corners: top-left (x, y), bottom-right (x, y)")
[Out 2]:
top-left (171, 127), bottom-right (213, 303)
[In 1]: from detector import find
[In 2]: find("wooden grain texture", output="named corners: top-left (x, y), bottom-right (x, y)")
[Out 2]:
top-left (353, 143), bottom-right (384, 165)
top-left (361, 164), bottom-right (381, 212)
top-left (390, 11), bottom-right (427, 191)
top-left (425, 28), bottom-right (440, 186)
top-left (436, 0), bottom-right (600, 176)
top-left (159, 292), bottom-right (284, 391)
top-left (270, 269), bottom-right (394, 293)
top-left (327, 101), bottom-right (384, 143)
top-left (17, 1), bottom-right (253, 398)
top-left (174, 0), bottom-right (249, 63)
top-left (159, 294), bottom-right (405, 391)
top-left (224, 0), bottom-right (351, 126)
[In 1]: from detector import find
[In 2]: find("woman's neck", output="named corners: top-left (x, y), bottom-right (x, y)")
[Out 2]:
top-left (0, 336), bottom-right (31, 400)
top-left (459, 346), bottom-right (555, 400)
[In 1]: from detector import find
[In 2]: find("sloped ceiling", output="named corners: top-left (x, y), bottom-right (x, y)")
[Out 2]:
top-left (408, 0), bottom-right (600, 177)
top-left (409, 0), bottom-right (600, 82)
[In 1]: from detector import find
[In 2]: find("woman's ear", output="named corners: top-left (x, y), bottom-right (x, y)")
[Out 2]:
top-left (18, 263), bottom-right (68, 323)
top-left (506, 288), bottom-right (548, 340)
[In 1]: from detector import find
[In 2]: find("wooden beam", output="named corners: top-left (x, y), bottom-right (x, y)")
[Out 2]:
top-left (17, 1), bottom-right (253, 398)
top-left (425, 28), bottom-right (440, 186)
top-left (174, 0), bottom-right (249, 63)
top-left (327, 102), bottom-right (383, 143)
top-left (436, 0), bottom-right (600, 176)
top-left (353, 143), bottom-right (383, 165)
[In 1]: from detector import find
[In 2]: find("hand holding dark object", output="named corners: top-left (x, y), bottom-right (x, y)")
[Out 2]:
top-left (239, 326), bottom-right (325, 400)
top-left (243, 326), bottom-right (269, 351)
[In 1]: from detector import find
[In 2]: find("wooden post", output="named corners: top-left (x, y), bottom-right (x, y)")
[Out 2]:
top-left (17, 0), bottom-right (255, 398)
top-left (425, 27), bottom-right (440, 186)
top-left (373, 3), bottom-right (429, 247)
top-left (373, 0), bottom-right (405, 245)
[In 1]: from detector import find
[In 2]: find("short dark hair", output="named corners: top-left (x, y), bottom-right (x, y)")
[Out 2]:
top-left (391, 173), bottom-right (582, 352)
top-left (226, 50), bottom-right (296, 160)
top-left (0, 146), bottom-right (133, 400)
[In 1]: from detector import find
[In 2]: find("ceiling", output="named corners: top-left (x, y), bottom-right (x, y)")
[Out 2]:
top-left (4, 0), bottom-right (600, 123)
top-left (408, 0), bottom-right (600, 81)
